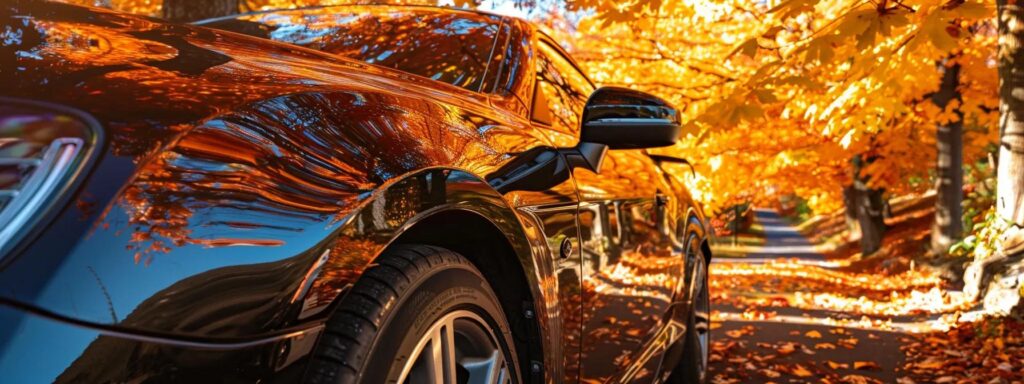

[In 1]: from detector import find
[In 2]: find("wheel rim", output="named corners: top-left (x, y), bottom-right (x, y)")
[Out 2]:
top-left (693, 255), bottom-right (710, 381)
top-left (396, 310), bottom-right (512, 384)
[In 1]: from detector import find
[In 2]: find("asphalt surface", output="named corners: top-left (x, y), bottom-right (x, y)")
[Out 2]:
top-left (745, 209), bottom-right (826, 261)
top-left (709, 209), bottom-right (907, 383)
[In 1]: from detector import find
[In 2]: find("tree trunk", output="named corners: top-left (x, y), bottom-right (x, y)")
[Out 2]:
top-left (842, 185), bottom-right (861, 241)
top-left (931, 62), bottom-right (964, 255)
top-left (856, 183), bottom-right (886, 255)
top-left (848, 156), bottom-right (886, 255)
top-left (997, 0), bottom-right (1024, 228)
top-left (162, 0), bottom-right (238, 23)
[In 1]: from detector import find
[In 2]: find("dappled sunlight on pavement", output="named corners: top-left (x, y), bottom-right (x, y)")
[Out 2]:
top-left (707, 209), bottom-right (1024, 383)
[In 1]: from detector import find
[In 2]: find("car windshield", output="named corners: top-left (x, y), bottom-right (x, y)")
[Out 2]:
top-left (201, 6), bottom-right (501, 92)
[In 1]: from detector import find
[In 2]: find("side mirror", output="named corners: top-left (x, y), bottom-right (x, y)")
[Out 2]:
top-left (581, 87), bottom-right (681, 149)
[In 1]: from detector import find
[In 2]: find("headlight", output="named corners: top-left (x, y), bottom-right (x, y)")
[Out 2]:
top-left (0, 98), bottom-right (100, 259)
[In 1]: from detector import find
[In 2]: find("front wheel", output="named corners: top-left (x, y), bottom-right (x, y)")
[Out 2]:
top-left (303, 244), bottom-right (519, 384)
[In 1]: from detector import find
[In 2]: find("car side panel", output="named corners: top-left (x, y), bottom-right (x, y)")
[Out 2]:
top-left (0, 4), bottom-right (577, 381)
top-left (575, 150), bottom-right (687, 383)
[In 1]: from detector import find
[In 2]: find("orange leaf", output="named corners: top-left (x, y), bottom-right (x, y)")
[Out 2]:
top-left (826, 360), bottom-right (850, 370)
top-left (853, 361), bottom-right (880, 370)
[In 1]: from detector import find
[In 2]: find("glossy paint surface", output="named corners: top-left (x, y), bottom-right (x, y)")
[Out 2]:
top-left (0, 2), bottom-right (706, 382)
top-left (201, 6), bottom-right (502, 92)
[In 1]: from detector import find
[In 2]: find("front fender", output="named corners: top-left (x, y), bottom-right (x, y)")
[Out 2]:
top-left (0, 81), bottom-right (556, 356)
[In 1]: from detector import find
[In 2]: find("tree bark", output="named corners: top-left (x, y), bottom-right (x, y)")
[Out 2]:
top-left (997, 0), bottom-right (1024, 227)
top-left (162, 0), bottom-right (239, 23)
top-left (848, 156), bottom-right (886, 255)
top-left (931, 62), bottom-right (964, 255)
top-left (856, 183), bottom-right (886, 255)
top-left (842, 185), bottom-right (861, 241)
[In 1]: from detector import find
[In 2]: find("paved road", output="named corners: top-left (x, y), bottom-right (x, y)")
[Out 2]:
top-left (746, 209), bottom-right (824, 261)
top-left (709, 208), bottom-right (907, 383)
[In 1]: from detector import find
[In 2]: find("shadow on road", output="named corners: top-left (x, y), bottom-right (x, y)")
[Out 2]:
top-left (709, 208), bottom-right (908, 383)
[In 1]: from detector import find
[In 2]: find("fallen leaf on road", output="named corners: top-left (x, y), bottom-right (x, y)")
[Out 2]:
top-left (826, 361), bottom-right (850, 370)
top-left (853, 361), bottom-right (880, 370)
top-left (724, 325), bottom-right (755, 338)
top-left (913, 358), bottom-right (944, 369)
top-left (710, 376), bottom-right (740, 384)
top-left (790, 364), bottom-right (814, 377)
top-left (838, 337), bottom-right (859, 349)
top-left (924, 336), bottom-right (948, 346)
top-left (776, 342), bottom-right (797, 355)
top-left (805, 330), bottom-right (823, 339)
top-left (815, 342), bottom-right (837, 349)
top-left (840, 374), bottom-right (882, 384)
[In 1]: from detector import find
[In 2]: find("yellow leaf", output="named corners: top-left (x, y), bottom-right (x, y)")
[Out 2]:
top-left (753, 89), bottom-right (778, 103)
top-left (954, 1), bottom-right (993, 19)
top-left (763, 25), bottom-right (785, 39)
top-left (769, 0), bottom-right (818, 20)
top-left (836, 9), bottom-right (877, 39)
top-left (922, 11), bottom-right (958, 51)
top-left (730, 38), bottom-right (759, 59)
top-left (805, 35), bottom-right (836, 63)
top-left (854, 11), bottom-right (881, 50)
top-left (879, 9), bottom-right (911, 37)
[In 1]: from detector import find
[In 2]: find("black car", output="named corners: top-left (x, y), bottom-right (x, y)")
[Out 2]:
top-left (0, 2), bottom-right (710, 383)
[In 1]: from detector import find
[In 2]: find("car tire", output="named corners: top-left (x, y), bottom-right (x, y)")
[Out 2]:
top-left (667, 242), bottom-right (710, 384)
top-left (303, 244), bottom-right (519, 384)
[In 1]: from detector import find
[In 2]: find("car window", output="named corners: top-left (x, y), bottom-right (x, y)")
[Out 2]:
top-left (531, 41), bottom-right (594, 136)
top-left (204, 7), bottom-right (500, 91)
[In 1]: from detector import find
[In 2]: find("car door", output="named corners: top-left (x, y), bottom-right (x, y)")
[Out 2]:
top-left (527, 39), bottom-right (685, 383)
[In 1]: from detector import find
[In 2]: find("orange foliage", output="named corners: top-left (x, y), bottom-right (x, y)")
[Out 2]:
top-left (566, 0), bottom-right (999, 215)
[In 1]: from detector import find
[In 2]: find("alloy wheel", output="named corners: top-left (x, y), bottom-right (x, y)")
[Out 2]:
top-left (397, 310), bottom-right (512, 384)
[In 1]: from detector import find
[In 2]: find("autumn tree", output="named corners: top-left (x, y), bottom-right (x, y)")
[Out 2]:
top-left (563, 0), bottom-right (997, 256)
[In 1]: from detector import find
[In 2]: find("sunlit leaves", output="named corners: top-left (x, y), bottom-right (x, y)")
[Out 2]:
top-left (769, 0), bottom-right (818, 21)
top-left (572, 0), bottom-right (999, 215)
top-left (805, 34), bottom-right (837, 63)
